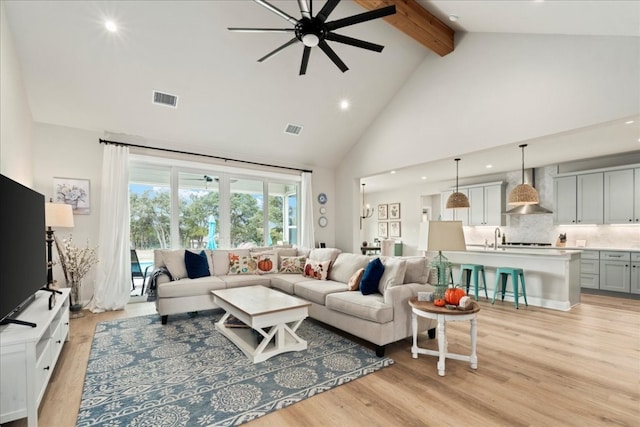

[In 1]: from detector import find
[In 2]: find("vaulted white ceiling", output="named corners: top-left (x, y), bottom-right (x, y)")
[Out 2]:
top-left (3, 1), bottom-right (639, 181)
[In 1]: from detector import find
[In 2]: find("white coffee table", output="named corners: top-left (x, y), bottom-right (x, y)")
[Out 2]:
top-left (211, 286), bottom-right (311, 363)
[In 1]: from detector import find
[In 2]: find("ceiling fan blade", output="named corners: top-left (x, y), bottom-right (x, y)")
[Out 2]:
top-left (318, 40), bottom-right (348, 73)
top-left (326, 5), bottom-right (396, 31)
top-left (258, 37), bottom-right (299, 62)
top-left (317, 0), bottom-right (340, 23)
top-left (300, 46), bottom-right (311, 75)
top-left (254, 0), bottom-right (299, 25)
top-left (325, 32), bottom-right (384, 52)
top-left (228, 28), bottom-right (295, 33)
top-left (298, 0), bottom-right (311, 19)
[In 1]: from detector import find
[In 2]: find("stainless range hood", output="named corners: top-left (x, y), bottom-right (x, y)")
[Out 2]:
top-left (506, 169), bottom-right (553, 215)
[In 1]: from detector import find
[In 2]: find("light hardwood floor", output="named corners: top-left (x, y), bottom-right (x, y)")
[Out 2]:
top-left (3, 293), bottom-right (639, 427)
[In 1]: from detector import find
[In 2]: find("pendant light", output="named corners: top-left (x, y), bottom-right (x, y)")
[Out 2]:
top-left (508, 144), bottom-right (539, 205)
top-left (446, 158), bottom-right (470, 209)
top-left (360, 183), bottom-right (373, 229)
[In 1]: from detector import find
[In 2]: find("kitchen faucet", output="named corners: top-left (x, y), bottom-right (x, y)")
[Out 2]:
top-left (494, 228), bottom-right (501, 250)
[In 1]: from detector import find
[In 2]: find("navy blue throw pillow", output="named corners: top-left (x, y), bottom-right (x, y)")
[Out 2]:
top-left (185, 250), bottom-right (210, 279)
top-left (360, 258), bottom-right (385, 295)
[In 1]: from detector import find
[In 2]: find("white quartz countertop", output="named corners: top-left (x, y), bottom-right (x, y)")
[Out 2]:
top-left (455, 247), bottom-right (582, 257)
top-left (467, 244), bottom-right (640, 253)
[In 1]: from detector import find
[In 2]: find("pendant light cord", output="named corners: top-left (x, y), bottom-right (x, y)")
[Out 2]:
top-left (520, 144), bottom-right (527, 184)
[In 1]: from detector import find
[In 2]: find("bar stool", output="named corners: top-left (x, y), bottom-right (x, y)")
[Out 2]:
top-left (458, 264), bottom-right (488, 301)
top-left (492, 267), bottom-right (528, 309)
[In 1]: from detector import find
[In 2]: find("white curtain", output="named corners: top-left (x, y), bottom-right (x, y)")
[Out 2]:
top-left (89, 144), bottom-right (131, 313)
top-left (299, 172), bottom-right (315, 249)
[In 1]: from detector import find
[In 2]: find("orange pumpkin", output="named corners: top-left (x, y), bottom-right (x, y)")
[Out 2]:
top-left (434, 299), bottom-right (446, 307)
top-left (258, 257), bottom-right (273, 272)
top-left (445, 286), bottom-right (466, 305)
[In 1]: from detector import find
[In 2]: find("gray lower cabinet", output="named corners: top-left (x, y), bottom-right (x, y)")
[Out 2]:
top-left (579, 250), bottom-right (599, 289)
top-left (599, 251), bottom-right (631, 292)
top-left (632, 253), bottom-right (640, 294)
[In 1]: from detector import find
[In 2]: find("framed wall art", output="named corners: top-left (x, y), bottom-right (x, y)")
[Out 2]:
top-left (53, 177), bottom-right (91, 214)
top-left (378, 222), bottom-right (388, 238)
top-left (389, 221), bottom-right (401, 238)
top-left (389, 203), bottom-right (401, 220)
top-left (378, 204), bottom-right (388, 220)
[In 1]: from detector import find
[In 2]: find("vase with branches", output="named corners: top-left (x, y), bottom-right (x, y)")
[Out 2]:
top-left (57, 234), bottom-right (98, 310)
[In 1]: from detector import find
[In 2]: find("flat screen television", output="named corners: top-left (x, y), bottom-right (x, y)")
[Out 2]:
top-left (0, 174), bottom-right (47, 325)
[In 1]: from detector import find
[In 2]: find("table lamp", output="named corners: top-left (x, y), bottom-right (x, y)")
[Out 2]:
top-left (419, 221), bottom-right (466, 298)
top-left (45, 201), bottom-right (74, 289)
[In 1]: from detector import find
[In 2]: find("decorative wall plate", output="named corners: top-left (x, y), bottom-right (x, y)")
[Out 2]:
top-left (319, 207), bottom-right (327, 214)
top-left (318, 193), bottom-right (327, 204)
top-left (318, 216), bottom-right (328, 228)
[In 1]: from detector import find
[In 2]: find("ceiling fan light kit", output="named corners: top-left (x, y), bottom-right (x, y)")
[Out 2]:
top-left (446, 158), bottom-right (470, 209)
top-left (508, 144), bottom-right (540, 205)
top-left (229, 0), bottom-right (397, 75)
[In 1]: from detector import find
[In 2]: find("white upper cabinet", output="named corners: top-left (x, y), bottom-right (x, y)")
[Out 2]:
top-left (604, 169), bottom-right (636, 224)
top-left (577, 173), bottom-right (604, 224)
top-left (442, 182), bottom-right (503, 226)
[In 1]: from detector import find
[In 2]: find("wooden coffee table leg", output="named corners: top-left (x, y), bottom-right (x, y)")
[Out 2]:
top-left (437, 315), bottom-right (446, 376)
top-left (411, 312), bottom-right (419, 359)
top-left (470, 316), bottom-right (478, 370)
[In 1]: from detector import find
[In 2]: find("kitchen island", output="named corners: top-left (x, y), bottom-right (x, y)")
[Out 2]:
top-left (445, 248), bottom-right (582, 311)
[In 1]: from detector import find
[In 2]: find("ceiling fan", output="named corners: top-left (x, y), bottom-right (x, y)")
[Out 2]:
top-left (228, 0), bottom-right (397, 75)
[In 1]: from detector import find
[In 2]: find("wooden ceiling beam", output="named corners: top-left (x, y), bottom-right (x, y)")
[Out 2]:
top-left (353, 0), bottom-right (455, 56)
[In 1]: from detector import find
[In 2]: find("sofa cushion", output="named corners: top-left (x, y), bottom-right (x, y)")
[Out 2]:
top-left (210, 249), bottom-right (250, 276)
top-left (269, 274), bottom-right (305, 294)
top-left (348, 268), bottom-right (365, 291)
top-left (184, 250), bottom-right (210, 279)
top-left (157, 276), bottom-right (226, 298)
top-left (160, 249), bottom-right (213, 280)
top-left (219, 275), bottom-right (271, 288)
top-left (403, 257), bottom-right (430, 284)
top-left (378, 257), bottom-right (407, 294)
top-left (328, 253), bottom-right (370, 283)
top-left (308, 248), bottom-right (341, 263)
top-left (294, 280), bottom-right (349, 305)
top-left (360, 258), bottom-right (385, 295)
top-left (228, 252), bottom-right (257, 275)
top-left (253, 251), bottom-right (278, 274)
top-left (303, 259), bottom-right (330, 280)
top-left (280, 256), bottom-right (307, 274)
top-left (325, 292), bottom-right (393, 323)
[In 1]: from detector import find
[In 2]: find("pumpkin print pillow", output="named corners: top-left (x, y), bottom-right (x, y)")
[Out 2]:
top-left (228, 253), bottom-right (257, 275)
top-left (303, 259), bottom-right (331, 281)
top-left (253, 251), bottom-right (278, 275)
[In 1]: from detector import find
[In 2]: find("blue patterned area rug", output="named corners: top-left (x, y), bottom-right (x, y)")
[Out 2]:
top-left (77, 310), bottom-right (393, 426)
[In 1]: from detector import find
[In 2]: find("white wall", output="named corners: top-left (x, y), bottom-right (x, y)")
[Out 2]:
top-left (32, 123), bottom-right (103, 303)
top-left (0, 2), bottom-right (34, 185)
top-left (336, 33), bottom-right (640, 252)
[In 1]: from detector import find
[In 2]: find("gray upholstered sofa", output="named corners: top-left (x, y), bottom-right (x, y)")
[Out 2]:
top-left (151, 247), bottom-right (436, 356)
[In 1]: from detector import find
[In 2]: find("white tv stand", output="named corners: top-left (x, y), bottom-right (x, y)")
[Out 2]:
top-left (0, 288), bottom-right (70, 427)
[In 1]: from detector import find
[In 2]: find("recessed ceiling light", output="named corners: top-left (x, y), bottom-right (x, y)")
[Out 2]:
top-left (625, 120), bottom-right (635, 124)
top-left (448, 14), bottom-right (459, 22)
top-left (421, 176), bottom-right (427, 180)
top-left (390, 170), bottom-right (396, 174)
top-left (105, 20), bottom-right (118, 32)
top-left (339, 99), bottom-right (350, 110)
top-left (486, 164), bottom-right (493, 169)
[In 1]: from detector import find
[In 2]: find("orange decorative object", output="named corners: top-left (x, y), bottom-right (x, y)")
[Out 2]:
top-left (434, 298), bottom-right (446, 307)
top-left (445, 286), bottom-right (466, 306)
top-left (258, 257), bottom-right (273, 272)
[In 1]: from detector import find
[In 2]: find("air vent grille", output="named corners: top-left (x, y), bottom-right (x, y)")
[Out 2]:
top-left (284, 123), bottom-right (303, 135)
top-left (152, 91), bottom-right (178, 108)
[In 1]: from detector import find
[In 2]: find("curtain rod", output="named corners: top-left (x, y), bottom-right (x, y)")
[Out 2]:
top-left (98, 139), bottom-right (313, 173)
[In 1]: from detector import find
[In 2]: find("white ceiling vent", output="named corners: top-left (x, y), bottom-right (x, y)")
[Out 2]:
top-left (284, 123), bottom-right (303, 135)
top-left (152, 90), bottom-right (178, 108)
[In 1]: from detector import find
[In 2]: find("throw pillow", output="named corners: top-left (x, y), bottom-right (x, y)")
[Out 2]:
top-left (378, 257), bottom-right (407, 294)
top-left (253, 251), bottom-right (278, 274)
top-left (303, 259), bottom-right (331, 280)
top-left (228, 252), bottom-right (257, 275)
top-left (184, 250), bottom-right (210, 279)
top-left (160, 249), bottom-right (187, 280)
top-left (280, 256), bottom-right (306, 274)
top-left (348, 267), bottom-right (365, 291)
top-left (360, 258), bottom-right (385, 295)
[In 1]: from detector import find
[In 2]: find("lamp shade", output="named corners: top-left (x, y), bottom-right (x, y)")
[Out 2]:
top-left (425, 220), bottom-right (467, 252)
top-left (45, 202), bottom-right (74, 228)
top-left (508, 183), bottom-right (539, 205)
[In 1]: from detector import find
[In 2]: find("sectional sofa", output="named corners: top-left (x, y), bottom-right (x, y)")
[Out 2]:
top-left (151, 247), bottom-right (436, 356)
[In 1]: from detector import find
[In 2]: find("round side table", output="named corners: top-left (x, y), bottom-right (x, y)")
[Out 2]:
top-left (409, 297), bottom-right (480, 376)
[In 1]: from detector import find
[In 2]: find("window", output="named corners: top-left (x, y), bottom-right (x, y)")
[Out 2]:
top-left (129, 160), bottom-right (299, 250)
